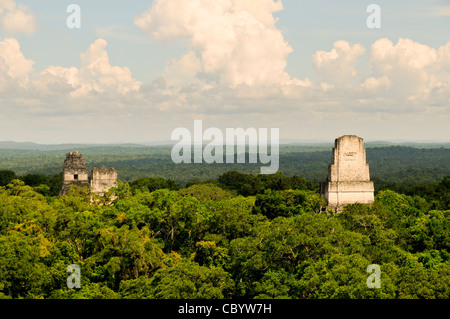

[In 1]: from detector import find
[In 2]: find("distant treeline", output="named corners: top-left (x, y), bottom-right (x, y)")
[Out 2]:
top-left (0, 145), bottom-right (448, 191)
top-left (0, 168), bottom-right (448, 211)
top-left (0, 174), bottom-right (449, 299)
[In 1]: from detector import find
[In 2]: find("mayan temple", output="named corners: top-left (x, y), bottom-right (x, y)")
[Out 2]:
top-left (59, 151), bottom-right (90, 195)
top-left (59, 151), bottom-right (117, 196)
top-left (320, 135), bottom-right (375, 211)
top-left (90, 166), bottom-right (118, 196)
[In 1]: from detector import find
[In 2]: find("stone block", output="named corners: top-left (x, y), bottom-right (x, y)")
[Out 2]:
top-left (320, 135), bottom-right (375, 211)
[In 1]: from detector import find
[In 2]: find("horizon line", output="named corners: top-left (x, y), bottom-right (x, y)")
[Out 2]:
top-left (1, 139), bottom-right (450, 147)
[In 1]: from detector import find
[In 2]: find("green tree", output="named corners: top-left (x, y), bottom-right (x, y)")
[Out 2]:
top-left (0, 170), bottom-right (17, 186)
top-left (297, 255), bottom-right (397, 299)
top-left (130, 177), bottom-right (180, 193)
top-left (179, 183), bottom-right (234, 201)
top-left (50, 282), bottom-right (121, 299)
top-left (206, 196), bottom-right (262, 240)
top-left (253, 269), bottom-right (297, 299)
top-left (120, 259), bottom-right (234, 299)
top-left (407, 210), bottom-right (450, 252)
top-left (253, 189), bottom-right (325, 219)
top-left (194, 241), bottom-right (229, 268)
top-left (0, 223), bottom-right (64, 298)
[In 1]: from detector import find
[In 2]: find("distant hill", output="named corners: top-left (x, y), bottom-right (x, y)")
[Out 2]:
top-left (365, 141), bottom-right (450, 149)
top-left (0, 141), bottom-right (42, 150)
top-left (0, 143), bottom-right (448, 188)
top-left (0, 141), bottom-right (149, 151)
top-left (1, 140), bottom-right (449, 151)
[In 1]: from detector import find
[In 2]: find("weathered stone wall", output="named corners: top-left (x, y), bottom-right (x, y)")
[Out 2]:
top-left (328, 135), bottom-right (371, 182)
top-left (59, 151), bottom-right (118, 196)
top-left (59, 151), bottom-right (89, 195)
top-left (90, 166), bottom-right (117, 195)
top-left (320, 135), bottom-right (374, 211)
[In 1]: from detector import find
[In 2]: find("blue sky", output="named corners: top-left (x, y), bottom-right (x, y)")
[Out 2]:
top-left (1, 0), bottom-right (449, 143)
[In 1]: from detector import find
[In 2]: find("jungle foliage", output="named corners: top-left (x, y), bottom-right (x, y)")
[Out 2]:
top-left (0, 144), bottom-right (448, 299)
top-left (0, 172), bottom-right (448, 299)
top-left (0, 145), bottom-right (448, 188)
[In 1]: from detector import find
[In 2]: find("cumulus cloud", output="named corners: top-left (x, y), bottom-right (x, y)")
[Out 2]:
top-left (134, 0), bottom-right (294, 87)
top-left (436, 41), bottom-right (450, 73)
top-left (39, 39), bottom-right (142, 97)
top-left (366, 38), bottom-right (446, 103)
top-left (1, 6), bottom-right (449, 143)
top-left (307, 38), bottom-right (450, 112)
top-left (313, 40), bottom-right (365, 86)
top-left (0, 0), bottom-right (37, 35)
top-left (162, 51), bottom-right (203, 87)
top-left (0, 37), bottom-right (34, 89)
top-left (131, 0), bottom-right (450, 116)
top-left (369, 38), bottom-right (437, 73)
top-left (361, 76), bottom-right (391, 92)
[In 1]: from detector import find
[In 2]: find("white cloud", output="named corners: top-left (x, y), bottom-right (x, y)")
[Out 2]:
top-left (163, 51), bottom-right (203, 87)
top-left (135, 0), bottom-right (294, 87)
top-left (0, 37), bottom-right (34, 89)
top-left (0, 0), bottom-right (37, 35)
top-left (369, 38), bottom-right (437, 73)
top-left (0, 22), bottom-right (449, 143)
top-left (436, 41), bottom-right (450, 73)
top-left (39, 39), bottom-right (142, 98)
top-left (367, 38), bottom-right (442, 102)
top-left (313, 40), bottom-right (365, 86)
top-left (361, 76), bottom-right (391, 92)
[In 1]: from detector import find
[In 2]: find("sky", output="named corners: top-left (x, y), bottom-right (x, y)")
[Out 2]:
top-left (0, 0), bottom-right (449, 144)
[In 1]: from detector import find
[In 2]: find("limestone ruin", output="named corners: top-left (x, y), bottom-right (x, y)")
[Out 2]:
top-left (59, 150), bottom-right (117, 195)
top-left (91, 166), bottom-right (118, 196)
top-left (59, 151), bottom-right (90, 195)
top-left (320, 135), bottom-right (374, 211)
